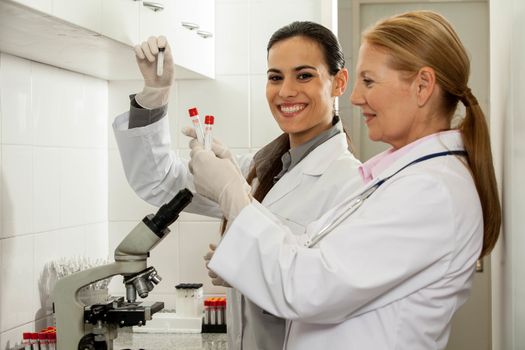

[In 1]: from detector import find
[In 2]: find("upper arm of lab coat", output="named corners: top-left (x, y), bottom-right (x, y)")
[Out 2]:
top-left (209, 173), bottom-right (476, 324)
top-left (113, 111), bottom-right (253, 217)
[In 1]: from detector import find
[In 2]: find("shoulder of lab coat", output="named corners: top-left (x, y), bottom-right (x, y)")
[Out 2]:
top-left (209, 130), bottom-right (482, 324)
top-left (112, 111), bottom-right (254, 217)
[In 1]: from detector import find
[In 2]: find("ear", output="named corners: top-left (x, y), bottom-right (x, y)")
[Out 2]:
top-left (414, 67), bottom-right (436, 107)
top-left (331, 68), bottom-right (349, 97)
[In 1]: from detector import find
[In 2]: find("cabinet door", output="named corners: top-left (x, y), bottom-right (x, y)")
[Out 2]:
top-left (138, 0), bottom-right (214, 78)
top-left (139, 0), bottom-right (170, 40)
top-left (9, 0), bottom-right (52, 14)
top-left (102, 0), bottom-right (140, 46)
top-left (168, 0), bottom-right (215, 78)
top-left (194, 0), bottom-right (215, 78)
top-left (53, 0), bottom-right (102, 33)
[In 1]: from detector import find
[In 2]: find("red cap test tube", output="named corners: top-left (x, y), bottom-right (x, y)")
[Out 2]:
top-left (188, 107), bottom-right (205, 144)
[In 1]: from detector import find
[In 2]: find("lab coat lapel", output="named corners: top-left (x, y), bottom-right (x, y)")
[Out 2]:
top-left (262, 134), bottom-right (348, 207)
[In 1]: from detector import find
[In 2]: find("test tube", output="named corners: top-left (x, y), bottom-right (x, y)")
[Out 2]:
top-left (204, 299), bottom-right (211, 325)
top-left (38, 332), bottom-right (48, 350)
top-left (216, 298), bottom-right (224, 326)
top-left (188, 108), bottom-right (205, 144)
top-left (157, 46), bottom-right (165, 77)
top-left (204, 115), bottom-right (214, 151)
top-left (210, 298), bottom-right (217, 325)
top-left (30, 333), bottom-right (39, 349)
top-left (48, 332), bottom-right (56, 350)
top-left (221, 297), bottom-right (227, 325)
top-left (22, 332), bottom-right (32, 350)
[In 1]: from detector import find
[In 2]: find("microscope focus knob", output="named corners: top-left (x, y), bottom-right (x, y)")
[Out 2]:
top-left (150, 272), bottom-right (162, 285)
top-left (78, 333), bottom-right (108, 350)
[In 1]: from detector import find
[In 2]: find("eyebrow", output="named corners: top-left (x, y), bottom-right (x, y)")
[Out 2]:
top-left (267, 65), bottom-right (318, 74)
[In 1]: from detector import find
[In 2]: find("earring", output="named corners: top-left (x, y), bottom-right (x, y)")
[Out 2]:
top-left (333, 97), bottom-right (339, 116)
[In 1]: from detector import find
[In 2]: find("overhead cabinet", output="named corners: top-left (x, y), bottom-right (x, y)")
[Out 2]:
top-left (0, 0), bottom-right (215, 80)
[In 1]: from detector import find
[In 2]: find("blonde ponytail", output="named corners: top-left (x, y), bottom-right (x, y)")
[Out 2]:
top-left (459, 89), bottom-right (501, 257)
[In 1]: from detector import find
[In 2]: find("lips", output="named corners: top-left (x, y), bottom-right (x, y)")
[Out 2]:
top-left (279, 103), bottom-right (307, 116)
top-left (362, 111), bottom-right (376, 123)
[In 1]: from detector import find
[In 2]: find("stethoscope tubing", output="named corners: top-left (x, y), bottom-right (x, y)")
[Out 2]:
top-left (306, 150), bottom-right (467, 248)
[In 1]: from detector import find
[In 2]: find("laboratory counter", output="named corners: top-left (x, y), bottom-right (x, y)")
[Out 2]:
top-left (114, 329), bottom-right (228, 350)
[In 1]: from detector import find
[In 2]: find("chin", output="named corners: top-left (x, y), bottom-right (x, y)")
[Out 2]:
top-left (367, 132), bottom-right (381, 142)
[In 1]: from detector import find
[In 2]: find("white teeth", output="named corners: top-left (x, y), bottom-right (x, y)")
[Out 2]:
top-left (280, 104), bottom-right (306, 114)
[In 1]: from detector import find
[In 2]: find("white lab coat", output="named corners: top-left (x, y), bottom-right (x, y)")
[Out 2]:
top-left (209, 130), bottom-right (483, 350)
top-left (112, 112), bottom-right (363, 349)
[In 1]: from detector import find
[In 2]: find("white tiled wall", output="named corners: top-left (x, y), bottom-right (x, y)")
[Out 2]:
top-left (108, 0), bottom-right (327, 305)
top-left (0, 53), bottom-right (108, 347)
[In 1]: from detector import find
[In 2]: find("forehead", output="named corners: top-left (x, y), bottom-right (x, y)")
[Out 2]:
top-left (355, 41), bottom-right (391, 72)
top-left (267, 36), bottom-right (325, 67)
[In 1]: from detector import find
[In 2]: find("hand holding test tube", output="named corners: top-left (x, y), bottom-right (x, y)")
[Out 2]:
top-left (133, 36), bottom-right (173, 109)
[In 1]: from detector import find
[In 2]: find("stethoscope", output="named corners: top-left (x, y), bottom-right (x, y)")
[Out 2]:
top-left (306, 150), bottom-right (467, 248)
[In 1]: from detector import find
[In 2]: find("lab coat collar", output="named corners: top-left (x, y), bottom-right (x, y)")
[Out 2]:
top-left (376, 130), bottom-right (465, 181)
top-left (300, 133), bottom-right (351, 176)
top-left (262, 133), bottom-right (351, 207)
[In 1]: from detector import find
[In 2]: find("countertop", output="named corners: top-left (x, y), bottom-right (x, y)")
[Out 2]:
top-left (114, 329), bottom-right (228, 350)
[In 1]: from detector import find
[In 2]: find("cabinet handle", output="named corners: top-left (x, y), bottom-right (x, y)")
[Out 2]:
top-left (143, 1), bottom-right (164, 12)
top-left (197, 30), bottom-right (213, 39)
top-left (181, 22), bottom-right (200, 30)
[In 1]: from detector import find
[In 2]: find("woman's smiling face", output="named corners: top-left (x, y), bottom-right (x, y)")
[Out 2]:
top-left (350, 41), bottom-right (422, 149)
top-left (266, 36), bottom-right (339, 147)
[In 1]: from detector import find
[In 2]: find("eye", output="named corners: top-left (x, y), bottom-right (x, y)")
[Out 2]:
top-left (268, 74), bottom-right (282, 82)
top-left (297, 72), bottom-right (314, 81)
top-left (363, 77), bottom-right (374, 87)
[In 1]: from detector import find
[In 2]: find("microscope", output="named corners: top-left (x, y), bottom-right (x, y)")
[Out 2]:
top-left (52, 189), bottom-right (193, 350)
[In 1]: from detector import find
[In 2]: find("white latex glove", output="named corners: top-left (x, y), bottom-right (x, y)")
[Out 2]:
top-left (134, 36), bottom-right (174, 109)
top-left (204, 244), bottom-right (231, 287)
top-left (182, 127), bottom-right (243, 176)
top-left (189, 140), bottom-right (251, 220)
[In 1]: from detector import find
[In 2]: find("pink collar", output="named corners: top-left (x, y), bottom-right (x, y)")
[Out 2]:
top-left (359, 131), bottom-right (453, 183)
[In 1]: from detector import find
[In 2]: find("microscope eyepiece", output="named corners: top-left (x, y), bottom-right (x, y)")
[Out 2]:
top-left (144, 189), bottom-right (193, 237)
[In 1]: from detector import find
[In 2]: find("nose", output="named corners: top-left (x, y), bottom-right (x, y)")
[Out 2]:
top-left (350, 83), bottom-right (364, 106)
top-left (279, 77), bottom-right (298, 98)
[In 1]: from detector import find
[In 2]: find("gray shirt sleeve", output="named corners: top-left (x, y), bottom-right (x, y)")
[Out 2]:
top-left (128, 94), bottom-right (169, 129)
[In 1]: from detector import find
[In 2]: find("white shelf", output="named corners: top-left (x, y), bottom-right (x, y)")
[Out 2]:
top-left (0, 0), bottom-right (212, 80)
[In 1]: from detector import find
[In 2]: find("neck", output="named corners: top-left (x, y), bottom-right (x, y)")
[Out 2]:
top-left (289, 121), bottom-right (334, 149)
top-left (392, 112), bottom-right (449, 150)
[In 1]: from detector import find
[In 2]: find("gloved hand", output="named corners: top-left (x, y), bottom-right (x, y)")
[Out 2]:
top-left (204, 244), bottom-right (231, 287)
top-left (189, 140), bottom-right (252, 220)
top-left (182, 127), bottom-right (243, 176)
top-left (134, 36), bottom-right (174, 109)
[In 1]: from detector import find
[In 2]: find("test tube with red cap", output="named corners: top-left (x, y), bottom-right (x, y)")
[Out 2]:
top-left (22, 332), bottom-right (32, 350)
top-left (38, 332), bottom-right (49, 350)
top-left (30, 333), bottom-right (39, 349)
top-left (188, 107), bottom-right (205, 144)
top-left (47, 332), bottom-right (56, 350)
top-left (204, 115), bottom-right (214, 151)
